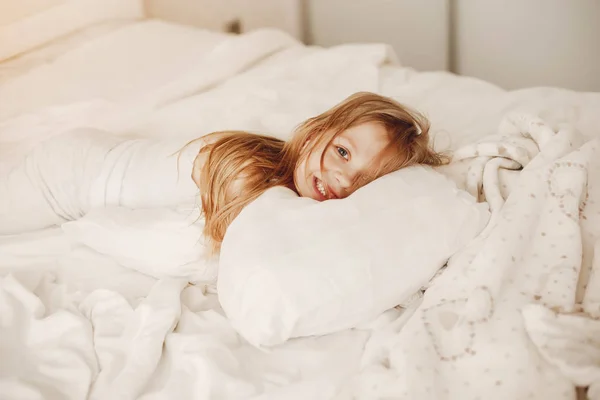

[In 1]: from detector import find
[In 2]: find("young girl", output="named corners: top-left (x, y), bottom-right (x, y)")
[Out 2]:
top-left (190, 92), bottom-right (446, 254)
top-left (0, 92), bottom-right (444, 237)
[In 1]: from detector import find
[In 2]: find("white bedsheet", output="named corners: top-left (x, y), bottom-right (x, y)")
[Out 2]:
top-left (1, 20), bottom-right (600, 400)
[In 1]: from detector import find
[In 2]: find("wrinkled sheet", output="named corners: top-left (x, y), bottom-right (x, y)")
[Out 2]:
top-left (2, 20), bottom-right (600, 400)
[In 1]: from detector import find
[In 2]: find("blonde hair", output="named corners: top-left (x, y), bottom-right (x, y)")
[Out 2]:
top-left (192, 92), bottom-right (447, 254)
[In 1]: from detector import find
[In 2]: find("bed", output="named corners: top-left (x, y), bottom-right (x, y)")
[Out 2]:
top-left (1, 2), bottom-right (600, 400)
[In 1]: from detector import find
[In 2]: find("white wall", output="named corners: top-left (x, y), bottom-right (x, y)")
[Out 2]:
top-left (455, 0), bottom-right (600, 91)
top-left (305, 0), bottom-right (449, 71)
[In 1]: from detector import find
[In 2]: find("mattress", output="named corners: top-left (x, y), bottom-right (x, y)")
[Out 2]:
top-left (1, 18), bottom-right (599, 400)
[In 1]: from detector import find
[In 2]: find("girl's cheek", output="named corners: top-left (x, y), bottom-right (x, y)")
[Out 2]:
top-left (308, 152), bottom-right (323, 172)
top-left (322, 149), bottom-right (339, 169)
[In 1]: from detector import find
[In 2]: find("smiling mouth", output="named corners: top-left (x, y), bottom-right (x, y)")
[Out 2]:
top-left (312, 176), bottom-right (337, 200)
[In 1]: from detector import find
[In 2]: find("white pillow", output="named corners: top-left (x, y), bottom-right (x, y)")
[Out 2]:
top-left (0, 0), bottom-right (144, 61)
top-left (218, 165), bottom-right (490, 347)
top-left (61, 206), bottom-right (217, 283)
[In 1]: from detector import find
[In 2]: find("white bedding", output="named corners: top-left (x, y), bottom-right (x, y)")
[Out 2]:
top-left (1, 19), bottom-right (600, 400)
top-left (0, 19), bottom-right (231, 121)
top-left (0, 20), bottom-right (132, 84)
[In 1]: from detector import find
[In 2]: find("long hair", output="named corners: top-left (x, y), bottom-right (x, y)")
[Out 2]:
top-left (191, 92), bottom-right (447, 254)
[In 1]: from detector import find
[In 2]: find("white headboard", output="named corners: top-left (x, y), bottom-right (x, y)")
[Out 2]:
top-left (0, 0), bottom-right (145, 61)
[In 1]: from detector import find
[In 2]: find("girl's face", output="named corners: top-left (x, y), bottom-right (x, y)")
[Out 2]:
top-left (294, 122), bottom-right (390, 201)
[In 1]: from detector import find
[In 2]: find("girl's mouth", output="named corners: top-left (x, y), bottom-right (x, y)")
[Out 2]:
top-left (313, 176), bottom-right (328, 200)
top-left (312, 176), bottom-right (338, 201)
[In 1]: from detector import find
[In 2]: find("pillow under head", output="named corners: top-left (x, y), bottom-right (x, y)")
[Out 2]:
top-left (218, 165), bottom-right (490, 348)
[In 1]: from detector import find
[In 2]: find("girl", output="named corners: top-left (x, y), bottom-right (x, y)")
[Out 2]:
top-left (190, 92), bottom-right (447, 254)
top-left (0, 92), bottom-right (444, 237)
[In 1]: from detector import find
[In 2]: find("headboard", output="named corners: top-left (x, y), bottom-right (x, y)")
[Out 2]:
top-left (0, 0), bottom-right (145, 61)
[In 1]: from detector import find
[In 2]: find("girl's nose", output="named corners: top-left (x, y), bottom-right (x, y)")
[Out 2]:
top-left (331, 166), bottom-right (355, 190)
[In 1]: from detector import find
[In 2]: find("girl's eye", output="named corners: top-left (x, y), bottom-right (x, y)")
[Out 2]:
top-left (336, 146), bottom-right (349, 160)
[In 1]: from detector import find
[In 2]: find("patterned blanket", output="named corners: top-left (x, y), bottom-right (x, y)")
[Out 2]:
top-left (356, 114), bottom-right (600, 400)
